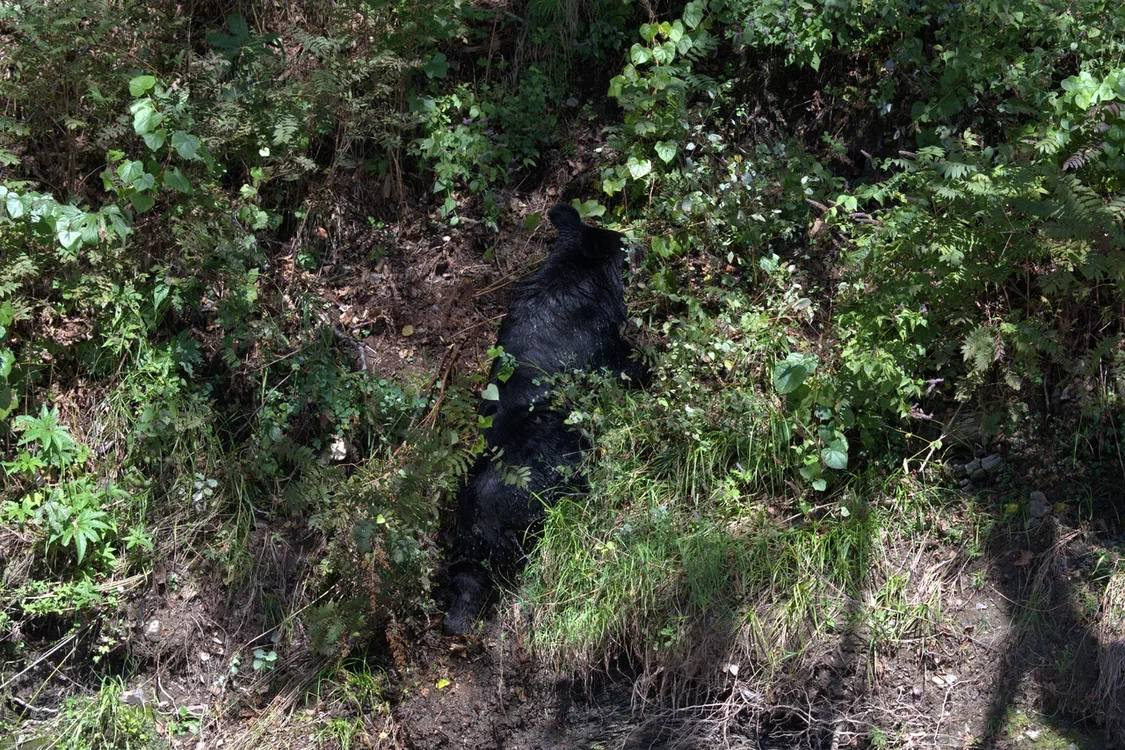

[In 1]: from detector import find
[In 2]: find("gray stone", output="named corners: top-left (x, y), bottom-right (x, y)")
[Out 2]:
top-left (143, 619), bottom-right (161, 639)
top-left (120, 687), bottom-right (151, 706)
top-left (963, 458), bottom-right (982, 474)
top-left (1029, 491), bottom-right (1050, 518)
top-left (980, 454), bottom-right (1004, 473)
top-left (970, 468), bottom-right (988, 482)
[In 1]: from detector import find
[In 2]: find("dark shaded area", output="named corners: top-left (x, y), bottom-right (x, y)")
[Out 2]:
top-left (974, 486), bottom-right (1123, 749)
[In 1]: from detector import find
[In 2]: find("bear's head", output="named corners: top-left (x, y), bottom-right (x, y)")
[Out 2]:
top-left (548, 203), bottom-right (624, 264)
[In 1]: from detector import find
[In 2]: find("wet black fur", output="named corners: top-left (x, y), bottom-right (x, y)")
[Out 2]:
top-left (443, 204), bottom-right (639, 635)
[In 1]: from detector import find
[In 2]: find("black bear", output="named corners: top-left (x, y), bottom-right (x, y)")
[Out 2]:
top-left (443, 204), bottom-right (639, 635)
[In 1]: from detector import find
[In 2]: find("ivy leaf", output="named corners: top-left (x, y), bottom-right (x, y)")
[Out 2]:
top-left (481, 383), bottom-right (500, 401)
top-left (171, 131), bottom-right (203, 161)
top-left (602, 172), bottom-right (628, 195)
top-left (626, 157), bottom-right (653, 180)
top-left (57, 227), bottom-right (82, 251)
top-left (654, 141), bottom-right (678, 163)
top-left (821, 439), bottom-right (849, 471)
top-left (163, 167), bottom-right (192, 193)
top-left (630, 44), bottom-right (652, 65)
top-left (130, 98), bottom-right (162, 135)
top-left (142, 129), bottom-right (166, 151)
top-left (5, 192), bottom-right (24, 219)
top-left (128, 75), bottom-right (156, 97)
top-left (573, 199), bottom-right (605, 218)
top-left (682, 0), bottom-right (704, 28)
top-left (422, 52), bottom-right (449, 79)
top-left (129, 192), bottom-right (155, 213)
top-left (772, 352), bottom-right (818, 395)
top-left (116, 160), bottom-right (144, 185)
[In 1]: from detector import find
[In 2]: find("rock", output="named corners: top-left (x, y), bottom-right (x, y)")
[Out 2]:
top-left (143, 619), bottom-right (161, 639)
top-left (980, 454), bottom-right (1004, 473)
top-left (951, 463), bottom-right (967, 479)
top-left (963, 458), bottom-right (982, 474)
top-left (1029, 491), bottom-right (1050, 518)
top-left (970, 468), bottom-right (988, 482)
top-left (959, 479), bottom-right (972, 490)
top-left (120, 687), bottom-right (151, 706)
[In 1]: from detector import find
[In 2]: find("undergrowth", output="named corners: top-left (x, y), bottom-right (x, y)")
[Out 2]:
top-left (0, 0), bottom-right (1122, 746)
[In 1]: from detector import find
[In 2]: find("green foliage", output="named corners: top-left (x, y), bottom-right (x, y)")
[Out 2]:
top-left (29, 678), bottom-right (165, 750)
top-left (0, 0), bottom-right (1122, 736)
top-left (252, 647), bottom-right (279, 671)
top-left (596, 0), bottom-right (1125, 487)
top-left (411, 66), bottom-right (560, 227)
top-left (304, 382), bottom-right (478, 657)
top-left (12, 406), bottom-right (84, 469)
top-left (0, 0), bottom-right (481, 688)
top-left (39, 478), bottom-right (118, 566)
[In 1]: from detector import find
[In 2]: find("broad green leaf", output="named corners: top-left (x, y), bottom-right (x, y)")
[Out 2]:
top-left (171, 131), bottom-right (203, 161)
top-left (630, 44), bottom-right (652, 66)
top-left (117, 160), bottom-right (144, 184)
top-left (821, 443), bottom-right (848, 471)
top-left (423, 52), bottom-right (448, 79)
top-left (573, 199), bottom-right (605, 218)
top-left (57, 228), bottom-right (82, 251)
top-left (799, 462), bottom-right (822, 482)
top-left (131, 99), bottom-right (162, 135)
top-left (142, 129), bottom-right (166, 151)
top-left (654, 140), bottom-right (678, 163)
top-left (772, 352), bottom-right (818, 395)
top-left (163, 167), bottom-right (192, 193)
top-left (481, 383), bottom-right (500, 401)
top-left (5, 192), bottom-right (24, 219)
top-left (682, 0), bottom-right (704, 28)
top-left (0, 386), bottom-right (14, 420)
top-left (128, 75), bottom-right (156, 97)
top-left (129, 192), bottom-right (155, 213)
top-left (626, 157), bottom-right (652, 180)
top-left (602, 172), bottom-right (627, 195)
